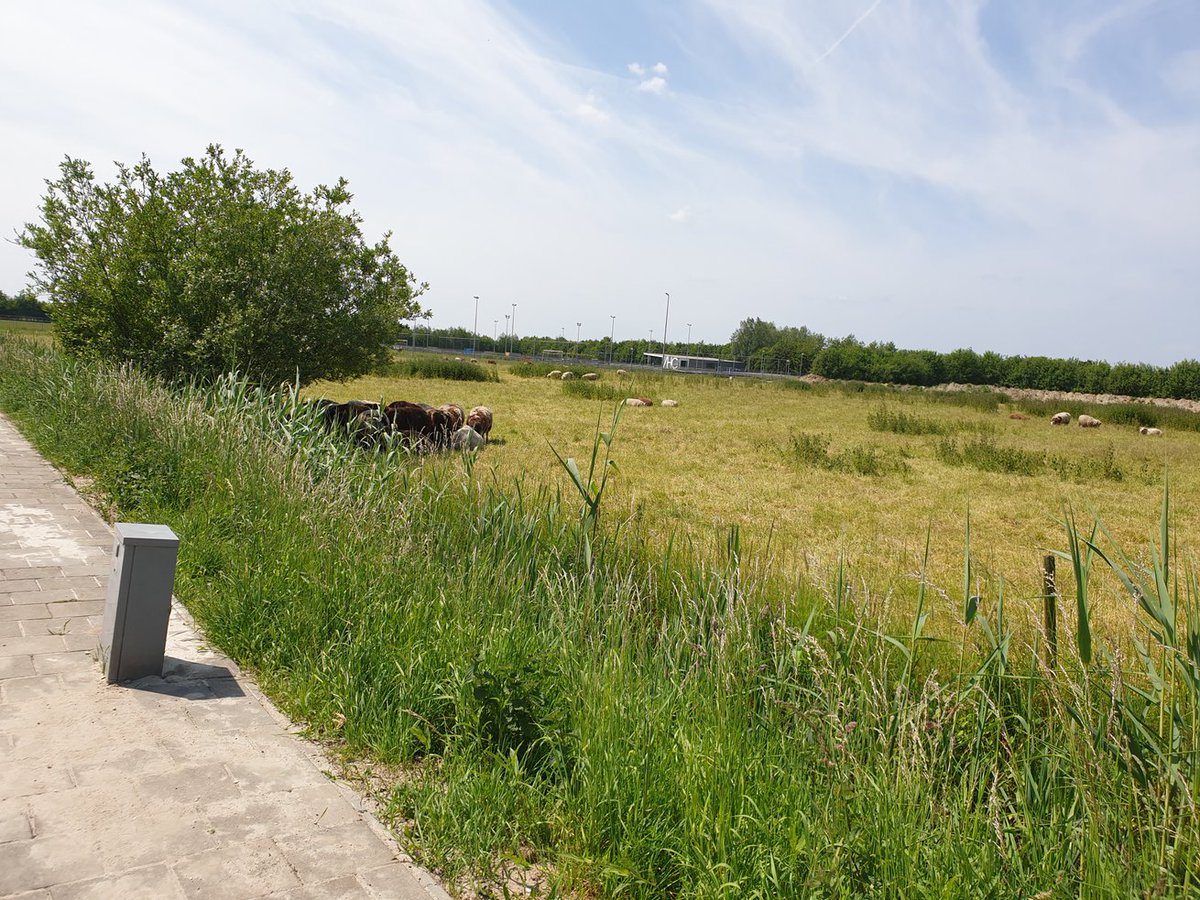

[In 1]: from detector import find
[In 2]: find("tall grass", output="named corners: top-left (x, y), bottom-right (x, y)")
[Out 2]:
top-left (2, 335), bottom-right (1199, 897)
top-left (1016, 397), bottom-right (1200, 433)
top-left (936, 435), bottom-right (1128, 482)
top-left (387, 353), bottom-right (500, 382)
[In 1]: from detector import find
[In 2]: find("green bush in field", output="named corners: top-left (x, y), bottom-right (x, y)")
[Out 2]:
top-left (788, 430), bottom-right (909, 476)
top-left (387, 354), bottom-right (499, 382)
top-left (20, 145), bottom-right (425, 385)
top-left (562, 379), bottom-right (621, 401)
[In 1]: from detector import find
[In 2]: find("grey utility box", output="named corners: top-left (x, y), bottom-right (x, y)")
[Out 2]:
top-left (99, 523), bottom-right (180, 684)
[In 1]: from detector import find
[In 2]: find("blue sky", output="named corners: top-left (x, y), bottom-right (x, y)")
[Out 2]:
top-left (2, 1), bottom-right (1197, 365)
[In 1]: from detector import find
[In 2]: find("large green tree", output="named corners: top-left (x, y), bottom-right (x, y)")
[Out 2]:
top-left (20, 145), bottom-right (426, 384)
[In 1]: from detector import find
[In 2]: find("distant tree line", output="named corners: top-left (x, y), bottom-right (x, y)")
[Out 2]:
top-left (729, 317), bottom-right (1200, 401)
top-left (410, 316), bottom-right (1200, 400)
top-left (0, 288), bottom-right (50, 321)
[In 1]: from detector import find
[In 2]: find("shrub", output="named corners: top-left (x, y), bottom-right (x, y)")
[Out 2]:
top-left (387, 354), bottom-right (499, 382)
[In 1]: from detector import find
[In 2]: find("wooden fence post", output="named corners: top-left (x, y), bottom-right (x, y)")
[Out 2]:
top-left (1043, 554), bottom-right (1057, 668)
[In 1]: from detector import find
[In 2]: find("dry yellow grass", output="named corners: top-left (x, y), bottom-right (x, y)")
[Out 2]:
top-left (313, 360), bottom-right (1199, 641)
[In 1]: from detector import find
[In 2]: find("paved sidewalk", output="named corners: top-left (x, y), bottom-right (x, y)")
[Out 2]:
top-left (0, 414), bottom-right (447, 899)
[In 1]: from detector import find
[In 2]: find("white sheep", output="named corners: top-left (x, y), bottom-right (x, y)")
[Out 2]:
top-left (1051, 412), bottom-right (1071, 425)
top-left (547, 370), bottom-right (562, 378)
top-left (616, 369), bottom-right (628, 376)
top-left (624, 398), bottom-right (648, 407)
top-left (1139, 426), bottom-right (1163, 436)
top-left (561, 371), bottom-right (575, 380)
top-left (1078, 414), bottom-right (1101, 428)
top-left (661, 399), bottom-right (679, 407)
top-left (582, 372), bottom-right (599, 381)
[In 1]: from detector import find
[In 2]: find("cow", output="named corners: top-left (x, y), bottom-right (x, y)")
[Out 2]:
top-left (1051, 412), bottom-right (1071, 425)
top-left (466, 406), bottom-right (493, 441)
top-left (1078, 415), bottom-right (1102, 428)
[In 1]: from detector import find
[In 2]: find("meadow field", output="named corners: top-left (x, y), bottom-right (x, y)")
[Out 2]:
top-left (4, 331), bottom-right (1200, 896)
top-left (316, 356), bottom-right (1194, 641)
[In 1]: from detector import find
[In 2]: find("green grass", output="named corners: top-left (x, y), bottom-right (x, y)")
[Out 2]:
top-left (4, 337), bottom-right (1200, 896)
top-left (562, 379), bottom-right (623, 402)
top-left (788, 430), bottom-right (911, 476)
top-left (387, 353), bottom-right (500, 382)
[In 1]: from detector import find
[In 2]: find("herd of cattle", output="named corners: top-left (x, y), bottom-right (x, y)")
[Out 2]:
top-left (1046, 410), bottom-right (1163, 435)
top-left (310, 398), bottom-right (493, 451)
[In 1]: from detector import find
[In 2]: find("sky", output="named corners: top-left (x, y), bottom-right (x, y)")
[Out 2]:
top-left (2, 0), bottom-right (1198, 365)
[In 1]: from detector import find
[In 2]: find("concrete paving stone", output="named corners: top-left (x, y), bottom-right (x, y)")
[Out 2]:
top-left (0, 634), bottom-right (69, 656)
top-left (256, 874), bottom-right (368, 899)
top-left (359, 863), bottom-right (450, 900)
top-left (62, 633), bottom-right (99, 652)
top-left (35, 576), bottom-right (103, 595)
top-left (8, 590), bottom-right (68, 605)
top-left (2, 674), bottom-right (65, 703)
top-left (25, 782), bottom-right (219, 871)
top-left (185, 695), bottom-right (283, 735)
top-left (70, 743), bottom-right (180, 787)
top-left (1, 566), bottom-right (64, 579)
top-left (32, 651), bottom-right (99, 678)
top-left (0, 654), bottom-right (35, 678)
top-left (273, 821), bottom-right (399, 885)
top-left (138, 761), bottom-right (243, 806)
top-left (1, 579), bottom-right (41, 594)
top-left (7, 890), bottom-right (52, 899)
top-left (44, 599), bottom-right (107, 617)
top-left (22, 618), bottom-right (92, 639)
top-left (50, 863), bottom-right (187, 900)
top-left (0, 799), bottom-right (34, 843)
top-left (0, 760), bottom-right (77, 798)
top-left (0, 620), bottom-right (22, 637)
top-left (204, 783), bottom-right (363, 844)
top-left (1, 603), bottom-right (51, 621)
top-left (0, 834), bottom-right (105, 895)
top-left (223, 746), bottom-right (330, 795)
top-left (172, 839), bottom-right (302, 899)
top-left (0, 652), bottom-right (38, 681)
top-left (56, 564), bottom-right (111, 577)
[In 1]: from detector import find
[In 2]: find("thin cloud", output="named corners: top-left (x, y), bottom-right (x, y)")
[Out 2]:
top-left (637, 76), bottom-right (667, 94)
top-left (652, 62), bottom-right (668, 75)
top-left (628, 62), bottom-right (645, 76)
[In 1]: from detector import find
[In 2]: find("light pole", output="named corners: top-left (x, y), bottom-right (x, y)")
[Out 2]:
top-left (504, 313), bottom-right (510, 352)
top-left (510, 303), bottom-right (517, 355)
top-left (687, 323), bottom-right (693, 358)
top-left (662, 292), bottom-right (670, 369)
top-left (575, 322), bottom-right (581, 357)
top-left (609, 315), bottom-right (616, 363)
top-left (494, 319), bottom-right (498, 342)
top-left (472, 295), bottom-right (479, 354)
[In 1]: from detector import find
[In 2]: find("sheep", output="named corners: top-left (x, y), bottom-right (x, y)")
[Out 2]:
top-left (547, 370), bottom-right (562, 378)
top-left (1139, 426), bottom-right (1163, 436)
top-left (561, 371), bottom-right (575, 380)
top-left (438, 404), bottom-right (465, 432)
top-left (582, 372), bottom-right (599, 381)
top-left (636, 397), bottom-right (653, 406)
top-left (451, 425), bottom-right (485, 450)
top-left (1050, 412), bottom-right (1071, 425)
top-left (661, 399), bottom-right (679, 407)
top-left (616, 369), bottom-right (628, 376)
top-left (466, 405), bottom-right (493, 441)
top-left (1078, 414), bottom-right (1101, 428)
top-left (1009, 413), bottom-right (1027, 420)
top-left (624, 398), bottom-right (649, 407)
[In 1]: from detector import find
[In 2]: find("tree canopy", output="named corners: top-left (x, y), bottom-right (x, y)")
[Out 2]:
top-left (20, 145), bottom-right (426, 385)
